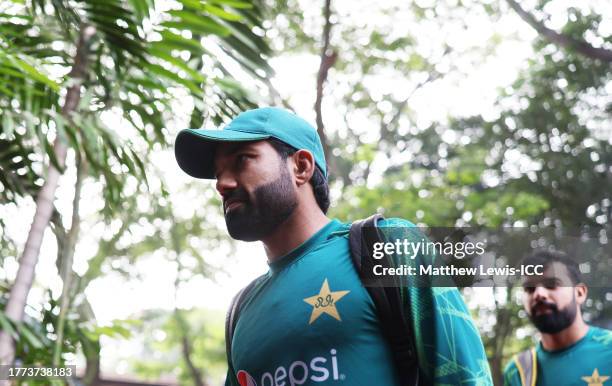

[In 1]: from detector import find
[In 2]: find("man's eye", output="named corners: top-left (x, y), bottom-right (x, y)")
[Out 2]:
top-left (523, 286), bottom-right (535, 293)
top-left (544, 279), bottom-right (558, 289)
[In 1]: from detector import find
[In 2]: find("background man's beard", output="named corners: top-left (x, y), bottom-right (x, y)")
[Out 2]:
top-left (529, 296), bottom-right (577, 334)
top-left (224, 169), bottom-right (297, 242)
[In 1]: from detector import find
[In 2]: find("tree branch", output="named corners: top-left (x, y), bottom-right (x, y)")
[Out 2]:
top-left (171, 206), bottom-right (207, 386)
top-left (174, 309), bottom-right (207, 386)
top-left (506, 0), bottom-right (612, 62)
top-left (265, 78), bottom-right (294, 111)
top-left (53, 152), bottom-right (88, 366)
top-left (380, 69), bottom-right (443, 141)
top-left (314, 0), bottom-right (336, 173)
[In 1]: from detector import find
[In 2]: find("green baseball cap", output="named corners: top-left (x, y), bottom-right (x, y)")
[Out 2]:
top-left (175, 107), bottom-right (327, 179)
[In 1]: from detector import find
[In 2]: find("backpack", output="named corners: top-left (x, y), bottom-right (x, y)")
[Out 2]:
top-left (514, 348), bottom-right (537, 386)
top-left (225, 214), bottom-right (420, 386)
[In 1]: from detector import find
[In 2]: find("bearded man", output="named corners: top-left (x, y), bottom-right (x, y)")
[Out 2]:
top-left (175, 107), bottom-right (492, 386)
top-left (504, 250), bottom-right (612, 386)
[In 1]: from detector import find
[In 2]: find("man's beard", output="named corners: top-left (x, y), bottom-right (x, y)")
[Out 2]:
top-left (529, 295), bottom-right (577, 334)
top-left (223, 166), bottom-right (297, 241)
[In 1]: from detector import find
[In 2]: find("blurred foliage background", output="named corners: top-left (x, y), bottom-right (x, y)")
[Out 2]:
top-left (0, 0), bottom-right (610, 385)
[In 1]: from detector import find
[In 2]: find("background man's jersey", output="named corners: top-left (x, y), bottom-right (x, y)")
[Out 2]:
top-left (504, 326), bottom-right (612, 386)
top-left (225, 218), bottom-right (492, 386)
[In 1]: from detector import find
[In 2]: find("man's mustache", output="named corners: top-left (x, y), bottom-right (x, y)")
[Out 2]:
top-left (531, 300), bottom-right (558, 315)
top-left (223, 188), bottom-right (250, 212)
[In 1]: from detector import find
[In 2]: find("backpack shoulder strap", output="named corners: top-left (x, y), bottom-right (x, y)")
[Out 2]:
top-left (349, 213), bottom-right (383, 271)
top-left (225, 275), bottom-right (262, 382)
top-left (514, 347), bottom-right (537, 386)
top-left (349, 214), bottom-right (419, 386)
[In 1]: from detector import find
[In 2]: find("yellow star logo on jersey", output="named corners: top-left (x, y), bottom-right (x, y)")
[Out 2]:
top-left (303, 279), bottom-right (350, 324)
top-left (582, 369), bottom-right (610, 386)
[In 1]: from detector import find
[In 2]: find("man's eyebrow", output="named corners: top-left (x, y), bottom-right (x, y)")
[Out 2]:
top-left (213, 142), bottom-right (253, 175)
top-left (214, 144), bottom-right (241, 167)
top-left (216, 142), bottom-right (254, 157)
top-left (522, 278), bottom-right (542, 286)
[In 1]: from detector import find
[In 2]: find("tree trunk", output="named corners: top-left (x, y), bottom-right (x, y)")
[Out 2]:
top-left (170, 218), bottom-right (207, 386)
top-left (314, 0), bottom-right (336, 174)
top-left (489, 286), bottom-right (515, 386)
top-left (0, 24), bottom-right (96, 370)
top-left (79, 298), bottom-right (101, 386)
top-left (176, 309), bottom-right (207, 386)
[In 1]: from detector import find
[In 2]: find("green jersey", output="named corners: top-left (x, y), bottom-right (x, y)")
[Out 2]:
top-left (504, 326), bottom-right (612, 386)
top-left (225, 218), bottom-right (492, 386)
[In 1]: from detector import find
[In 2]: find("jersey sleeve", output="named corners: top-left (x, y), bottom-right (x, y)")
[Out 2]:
top-left (224, 275), bottom-right (268, 386)
top-left (503, 359), bottom-right (521, 386)
top-left (379, 218), bottom-right (493, 385)
top-left (225, 369), bottom-right (238, 386)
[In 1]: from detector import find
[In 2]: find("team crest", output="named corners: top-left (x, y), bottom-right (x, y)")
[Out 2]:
top-left (582, 369), bottom-right (609, 386)
top-left (303, 278), bottom-right (350, 324)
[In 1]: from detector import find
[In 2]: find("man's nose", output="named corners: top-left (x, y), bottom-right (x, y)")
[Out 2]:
top-left (532, 285), bottom-right (549, 301)
top-left (215, 170), bottom-right (238, 196)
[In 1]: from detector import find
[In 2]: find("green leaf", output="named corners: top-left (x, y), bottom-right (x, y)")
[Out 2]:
top-left (210, 0), bottom-right (253, 9)
top-left (0, 312), bottom-right (17, 340)
top-left (165, 11), bottom-right (231, 36)
top-left (17, 322), bottom-right (44, 349)
top-left (44, 136), bottom-right (65, 172)
top-left (148, 47), bottom-right (206, 82)
top-left (204, 4), bottom-right (243, 21)
top-left (152, 31), bottom-right (205, 54)
top-left (3, 53), bottom-right (60, 91)
top-left (143, 62), bottom-right (203, 95)
top-left (128, 0), bottom-right (150, 20)
top-left (2, 111), bottom-right (15, 138)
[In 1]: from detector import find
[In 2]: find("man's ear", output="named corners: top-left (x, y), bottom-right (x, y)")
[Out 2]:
top-left (291, 149), bottom-right (315, 186)
top-left (575, 283), bottom-right (588, 305)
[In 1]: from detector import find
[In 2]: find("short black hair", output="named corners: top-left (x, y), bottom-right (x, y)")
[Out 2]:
top-left (522, 250), bottom-right (582, 285)
top-left (267, 138), bottom-right (330, 214)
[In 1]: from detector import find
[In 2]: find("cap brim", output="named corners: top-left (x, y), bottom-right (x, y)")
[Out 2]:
top-left (175, 129), bottom-right (270, 179)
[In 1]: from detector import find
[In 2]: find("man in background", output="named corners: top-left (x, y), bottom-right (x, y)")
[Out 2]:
top-left (504, 250), bottom-right (612, 386)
